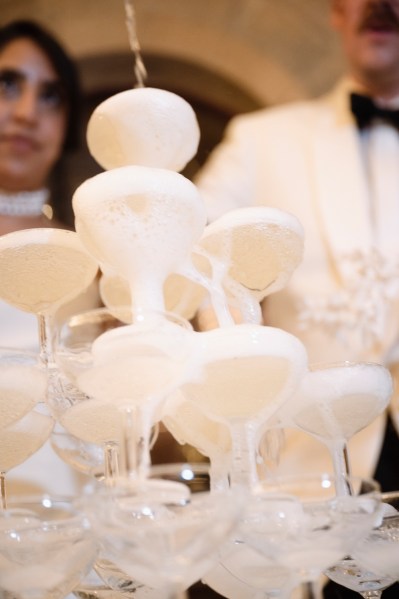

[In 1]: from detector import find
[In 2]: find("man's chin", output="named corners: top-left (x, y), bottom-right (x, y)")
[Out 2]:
top-left (355, 35), bottom-right (399, 70)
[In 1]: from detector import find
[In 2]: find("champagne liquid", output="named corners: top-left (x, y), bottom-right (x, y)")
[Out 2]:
top-left (294, 392), bottom-right (385, 440)
top-left (77, 352), bottom-right (184, 406)
top-left (0, 391), bottom-right (37, 431)
top-left (292, 363), bottom-right (392, 442)
top-left (184, 355), bottom-right (290, 421)
top-left (73, 167), bottom-right (206, 308)
top-left (0, 242), bottom-right (97, 314)
top-left (124, 0), bottom-right (147, 88)
top-left (163, 395), bottom-right (231, 457)
top-left (60, 399), bottom-right (127, 445)
top-left (0, 365), bottom-right (46, 429)
top-left (59, 314), bottom-right (194, 461)
top-left (200, 207), bottom-right (304, 300)
top-left (0, 411), bottom-right (53, 471)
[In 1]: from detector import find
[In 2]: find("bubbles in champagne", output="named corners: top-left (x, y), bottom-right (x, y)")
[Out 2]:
top-left (86, 88), bottom-right (200, 172)
top-left (75, 321), bottom-right (196, 406)
top-left (0, 411), bottom-right (53, 472)
top-left (163, 391), bottom-right (232, 457)
top-left (199, 207), bottom-right (304, 301)
top-left (287, 362), bottom-right (393, 441)
top-left (0, 228), bottom-right (98, 314)
top-left (183, 324), bottom-right (308, 423)
top-left (163, 272), bottom-right (208, 320)
top-left (73, 166), bottom-right (206, 292)
top-left (0, 365), bottom-right (47, 429)
top-left (60, 398), bottom-right (129, 445)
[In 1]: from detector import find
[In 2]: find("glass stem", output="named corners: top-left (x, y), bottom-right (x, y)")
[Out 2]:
top-left (303, 581), bottom-right (323, 599)
top-left (209, 458), bottom-right (230, 491)
top-left (360, 592), bottom-right (382, 598)
top-left (120, 402), bottom-right (154, 480)
top-left (165, 586), bottom-right (187, 599)
top-left (121, 405), bottom-right (138, 478)
top-left (329, 440), bottom-right (353, 495)
top-left (136, 401), bottom-right (153, 480)
top-left (38, 312), bottom-right (56, 369)
top-left (258, 427), bottom-right (285, 473)
top-left (103, 441), bottom-right (121, 486)
top-left (0, 471), bottom-right (6, 509)
top-left (230, 420), bottom-right (259, 487)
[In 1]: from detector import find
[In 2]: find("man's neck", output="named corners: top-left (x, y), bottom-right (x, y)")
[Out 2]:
top-left (351, 71), bottom-right (399, 102)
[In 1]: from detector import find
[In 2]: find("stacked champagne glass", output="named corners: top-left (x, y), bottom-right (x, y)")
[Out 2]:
top-left (0, 84), bottom-right (397, 599)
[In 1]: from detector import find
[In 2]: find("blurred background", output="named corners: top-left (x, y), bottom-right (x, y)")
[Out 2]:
top-left (1, 0), bottom-right (345, 224)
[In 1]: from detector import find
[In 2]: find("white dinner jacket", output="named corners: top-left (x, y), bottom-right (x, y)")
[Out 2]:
top-left (197, 78), bottom-right (399, 365)
top-left (196, 79), bottom-right (399, 479)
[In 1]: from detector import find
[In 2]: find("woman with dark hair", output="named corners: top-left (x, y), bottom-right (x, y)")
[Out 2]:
top-left (0, 18), bottom-right (82, 234)
top-left (0, 20), bottom-right (90, 496)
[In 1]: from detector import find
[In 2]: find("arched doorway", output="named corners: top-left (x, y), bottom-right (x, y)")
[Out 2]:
top-left (53, 52), bottom-right (263, 227)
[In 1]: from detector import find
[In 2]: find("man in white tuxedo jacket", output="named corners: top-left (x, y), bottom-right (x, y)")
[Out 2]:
top-left (196, 0), bottom-right (399, 512)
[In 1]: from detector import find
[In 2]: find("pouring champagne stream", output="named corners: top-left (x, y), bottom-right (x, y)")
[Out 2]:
top-left (0, 3), bottom-right (396, 599)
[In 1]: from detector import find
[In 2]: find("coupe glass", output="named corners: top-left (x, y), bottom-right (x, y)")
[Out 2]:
top-left (0, 228), bottom-right (98, 368)
top-left (0, 348), bottom-right (52, 508)
top-left (72, 165), bottom-right (206, 317)
top-left (195, 205), bottom-right (304, 328)
top-left (72, 567), bottom-right (145, 599)
top-left (49, 423), bottom-right (117, 482)
top-left (275, 361), bottom-right (392, 495)
top-left (181, 323), bottom-right (308, 487)
top-left (0, 495), bottom-right (97, 599)
top-left (203, 540), bottom-right (296, 599)
top-left (241, 474), bottom-right (381, 599)
top-left (50, 422), bottom-right (159, 483)
top-left (54, 307), bottom-right (196, 482)
top-left (86, 463), bottom-right (245, 599)
top-left (326, 491), bottom-right (399, 597)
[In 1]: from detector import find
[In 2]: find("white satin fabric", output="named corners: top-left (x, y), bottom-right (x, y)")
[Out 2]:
top-left (195, 78), bottom-right (399, 481)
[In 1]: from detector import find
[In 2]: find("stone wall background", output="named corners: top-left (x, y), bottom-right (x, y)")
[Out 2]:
top-left (1, 0), bottom-right (345, 105)
top-left (0, 0), bottom-right (347, 224)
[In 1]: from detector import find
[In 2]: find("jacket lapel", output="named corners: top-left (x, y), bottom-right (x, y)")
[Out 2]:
top-left (310, 80), bottom-right (373, 282)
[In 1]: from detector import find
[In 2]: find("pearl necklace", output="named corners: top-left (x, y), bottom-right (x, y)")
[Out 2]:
top-left (0, 189), bottom-right (50, 217)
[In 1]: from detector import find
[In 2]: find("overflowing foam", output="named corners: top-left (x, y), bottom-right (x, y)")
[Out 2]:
top-left (86, 87), bottom-right (200, 172)
top-left (73, 166), bottom-right (206, 312)
top-left (287, 362), bottom-right (393, 441)
top-left (99, 270), bottom-right (207, 321)
top-left (73, 319), bottom-right (196, 407)
top-left (183, 324), bottom-right (308, 423)
top-left (198, 207), bottom-right (304, 301)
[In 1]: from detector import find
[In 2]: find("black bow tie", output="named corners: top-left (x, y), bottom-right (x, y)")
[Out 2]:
top-left (350, 92), bottom-right (399, 130)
